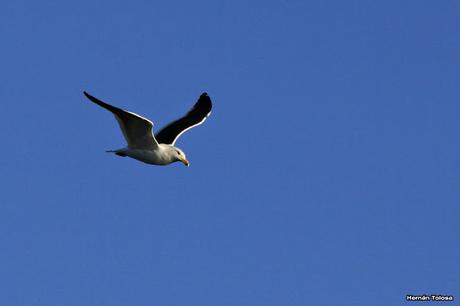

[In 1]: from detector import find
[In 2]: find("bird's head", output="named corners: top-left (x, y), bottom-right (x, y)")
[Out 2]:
top-left (173, 147), bottom-right (190, 167)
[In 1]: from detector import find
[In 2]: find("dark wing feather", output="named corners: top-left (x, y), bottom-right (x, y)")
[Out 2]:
top-left (155, 93), bottom-right (212, 145)
top-left (83, 91), bottom-right (158, 149)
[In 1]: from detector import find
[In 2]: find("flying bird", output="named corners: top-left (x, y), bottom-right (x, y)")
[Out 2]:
top-left (83, 91), bottom-right (212, 166)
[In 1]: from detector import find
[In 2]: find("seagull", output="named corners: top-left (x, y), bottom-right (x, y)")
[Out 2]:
top-left (83, 91), bottom-right (212, 167)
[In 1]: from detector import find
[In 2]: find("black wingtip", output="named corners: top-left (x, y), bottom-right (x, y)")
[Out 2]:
top-left (83, 91), bottom-right (101, 104)
top-left (195, 92), bottom-right (212, 113)
top-left (199, 92), bottom-right (211, 104)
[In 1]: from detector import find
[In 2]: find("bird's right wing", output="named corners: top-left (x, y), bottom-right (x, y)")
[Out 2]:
top-left (83, 91), bottom-right (158, 150)
top-left (155, 93), bottom-right (212, 145)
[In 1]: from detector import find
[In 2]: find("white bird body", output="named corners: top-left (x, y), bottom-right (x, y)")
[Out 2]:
top-left (84, 91), bottom-right (212, 167)
top-left (111, 144), bottom-right (183, 165)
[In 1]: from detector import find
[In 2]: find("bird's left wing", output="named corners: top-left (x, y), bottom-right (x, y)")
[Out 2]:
top-left (84, 91), bottom-right (158, 150)
top-left (155, 93), bottom-right (212, 145)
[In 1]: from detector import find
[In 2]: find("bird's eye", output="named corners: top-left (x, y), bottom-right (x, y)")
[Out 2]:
top-left (177, 151), bottom-right (181, 155)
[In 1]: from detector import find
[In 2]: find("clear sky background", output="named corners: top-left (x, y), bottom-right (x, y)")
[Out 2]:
top-left (1, 1), bottom-right (459, 305)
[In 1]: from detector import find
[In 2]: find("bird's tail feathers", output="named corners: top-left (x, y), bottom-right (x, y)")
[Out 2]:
top-left (106, 149), bottom-right (127, 157)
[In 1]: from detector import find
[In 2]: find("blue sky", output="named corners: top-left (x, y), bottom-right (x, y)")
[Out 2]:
top-left (1, 0), bottom-right (459, 305)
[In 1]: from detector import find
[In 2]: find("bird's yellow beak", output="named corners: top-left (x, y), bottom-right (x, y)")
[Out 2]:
top-left (182, 159), bottom-right (190, 167)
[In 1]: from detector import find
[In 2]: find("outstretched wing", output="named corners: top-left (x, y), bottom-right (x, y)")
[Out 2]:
top-left (84, 91), bottom-right (158, 150)
top-left (155, 93), bottom-right (212, 145)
